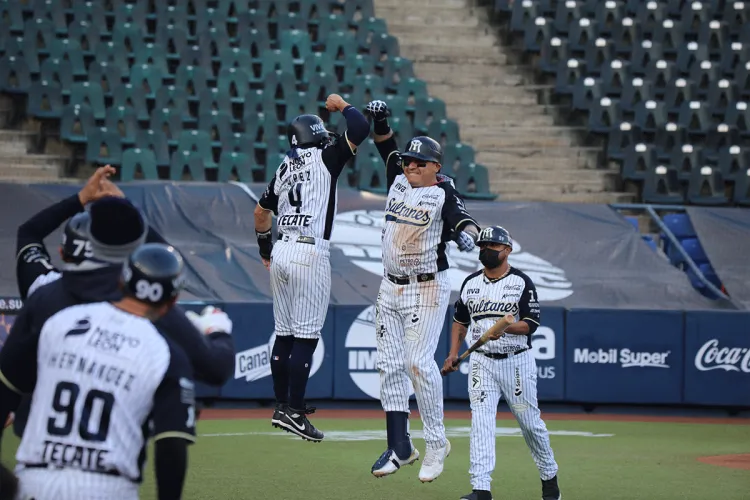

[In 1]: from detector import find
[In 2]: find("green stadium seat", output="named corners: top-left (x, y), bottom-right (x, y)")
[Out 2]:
top-left (120, 148), bottom-right (159, 181)
top-left (67, 21), bottom-right (102, 56)
top-left (86, 129), bottom-right (124, 166)
top-left (236, 9), bottom-right (270, 39)
top-left (369, 33), bottom-right (400, 61)
top-left (180, 45), bottom-right (213, 77)
top-left (356, 17), bottom-right (388, 50)
top-left (397, 77), bottom-right (428, 103)
top-left (244, 111), bottom-right (279, 148)
top-left (154, 86), bottom-right (190, 121)
top-left (155, 25), bottom-right (190, 57)
top-left (129, 64), bottom-right (164, 98)
top-left (239, 28), bottom-right (271, 60)
top-left (114, 3), bottom-right (147, 27)
top-left (264, 70), bottom-right (297, 100)
top-left (39, 58), bottom-right (74, 93)
top-left (198, 27), bottom-right (230, 59)
top-left (32, 0), bottom-right (68, 35)
top-left (111, 23), bottom-right (147, 57)
top-left (427, 118), bottom-right (460, 146)
top-left (60, 104), bottom-right (96, 144)
top-left (26, 80), bottom-right (63, 119)
top-left (134, 43), bottom-right (170, 76)
top-left (218, 151), bottom-right (252, 182)
top-left (94, 42), bottom-right (129, 71)
top-left (218, 47), bottom-right (250, 71)
top-left (23, 18), bottom-right (56, 56)
top-left (348, 74), bottom-right (385, 104)
top-left (69, 82), bottom-right (106, 121)
top-left (454, 163), bottom-right (495, 200)
top-left (259, 50), bottom-right (296, 81)
top-left (264, 0), bottom-right (293, 17)
top-left (279, 30), bottom-right (313, 61)
top-left (173, 65), bottom-right (210, 97)
top-left (136, 129), bottom-right (171, 167)
top-left (149, 109), bottom-right (185, 142)
top-left (380, 94), bottom-right (408, 122)
top-left (325, 31), bottom-right (358, 61)
top-left (315, 15), bottom-right (348, 46)
top-left (277, 92), bottom-right (308, 123)
top-left (413, 96), bottom-right (447, 134)
top-left (441, 143), bottom-right (475, 179)
top-left (48, 39), bottom-right (87, 78)
top-left (0, 56), bottom-right (32, 93)
top-left (220, 132), bottom-right (256, 158)
top-left (170, 151), bottom-right (206, 181)
top-left (389, 116), bottom-right (414, 146)
top-left (215, 0), bottom-right (248, 18)
top-left (198, 87), bottom-right (233, 117)
top-left (176, 130), bottom-right (217, 168)
top-left (357, 155), bottom-right (387, 194)
top-left (199, 110), bottom-right (234, 145)
top-left (307, 72), bottom-right (339, 103)
top-left (216, 67), bottom-right (251, 100)
top-left (87, 62), bottom-right (123, 97)
top-left (243, 88), bottom-right (267, 116)
top-left (382, 57), bottom-right (415, 92)
top-left (277, 13), bottom-right (307, 33)
top-left (340, 54), bottom-right (377, 90)
top-left (111, 84), bottom-right (149, 122)
top-left (105, 106), bottom-right (138, 147)
top-left (302, 52), bottom-right (336, 84)
top-left (195, 7), bottom-right (230, 36)
top-left (0, 2), bottom-right (25, 35)
top-left (156, 5), bottom-right (190, 31)
top-left (265, 151), bottom-right (286, 181)
top-left (343, 0), bottom-right (375, 21)
top-left (297, 0), bottom-right (320, 19)
top-left (70, 2), bottom-right (108, 34)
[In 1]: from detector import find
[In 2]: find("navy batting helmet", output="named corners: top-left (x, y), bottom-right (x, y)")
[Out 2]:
top-left (477, 226), bottom-right (512, 247)
top-left (287, 114), bottom-right (330, 148)
top-left (61, 212), bottom-right (94, 263)
top-left (402, 136), bottom-right (443, 164)
top-left (121, 243), bottom-right (186, 306)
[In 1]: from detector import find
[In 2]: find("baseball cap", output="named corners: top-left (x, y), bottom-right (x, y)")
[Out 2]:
top-left (85, 196), bottom-right (148, 263)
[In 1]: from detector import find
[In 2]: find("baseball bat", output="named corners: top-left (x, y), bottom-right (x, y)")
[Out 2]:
top-left (440, 314), bottom-right (515, 376)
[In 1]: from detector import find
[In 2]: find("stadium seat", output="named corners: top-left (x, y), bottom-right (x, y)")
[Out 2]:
top-left (67, 21), bottom-right (102, 56)
top-left (59, 104), bottom-right (96, 144)
top-left (356, 17), bottom-right (388, 51)
top-left (539, 37), bottom-right (570, 75)
top-left (382, 57), bottom-right (415, 93)
top-left (180, 45), bottom-right (213, 77)
top-left (198, 27), bottom-right (230, 59)
top-left (629, 40), bottom-right (664, 76)
top-left (698, 21), bottom-right (729, 57)
top-left (396, 77), bottom-right (428, 104)
top-left (176, 130), bottom-right (217, 168)
top-left (325, 31), bottom-right (358, 61)
top-left (655, 123), bottom-right (688, 160)
top-left (675, 41), bottom-right (709, 75)
top-left (369, 33), bottom-right (400, 61)
top-left (216, 67), bottom-right (251, 100)
top-left (259, 50), bottom-right (296, 82)
top-left (307, 72), bottom-right (339, 103)
top-left (388, 116), bottom-right (414, 146)
top-left (217, 151), bottom-right (252, 182)
top-left (0, 55), bottom-right (32, 93)
top-left (720, 42), bottom-right (749, 78)
top-left (170, 151), bottom-right (206, 181)
top-left (198, 87), bottom-right (233, 117)
top-left (279, 30), bottom-right (313, 62)
top-left (129, 65), bottom-right (165, 98)
top-left (413, 96), bottom-right (447, 133)
top-left (571, 77), bottom-right (602, 112)
top-left (652, 20), bottom-right (683, 56)
top-left (68, 82), bottom-right (106, 121)
top-left (722, 102), bottom-right (750, 135)
top-left (599, 59), bottom-right (629, 96)
top-left (115, 3), bottom-right (147, 27)
top-left (104, 106), bottom-right (138, 147)
top-left (277, 12), bottom-right (307, 33)
top-left (85, 129), bottom-right (123, 166)
top-left (620, 78), bottom-right (656, 116)
top-left (733, 167), bottom-right (750, 205)
top-left (635, 0), bottom-right (667, 29)
top-left (94, 42), bottom-right (129, 72)
top-left (717, 145), bottom-right (749, 181)
top-left (595, 0), bottom-right (625, 35)
top-left (350, 74), bottom-right (386, 104)
top-left (662, 213), bottom-right (695, 239)
top-left (511, 0), bottom-right (542, 34)
top-left (38, 58), bottom-right (74, 93)
top-left (681, 237), bottom-right (709, 264)
top-left (357, 154), bottom-right (388, 194)
top-left (154, 25), bottom-right (190, 58)
top-left (645, 59), bottom-right (678, 93)
top-left (238, 28), bottom-right (271, 59)
top-left (235, 9), bottom-right (270, 37)
top-left (111, 23), bottom-right (147, 58)
top-left (86, 62), bottom-right (123, 99)
top-left (703, 124), bottom-right (742, 161)
top-left (588, 97), bottom-right (622, 134)
top-left (455, 163), bottom-right (495, 200)
top-left (554, 0), bottom-right (584, 35)
top-left (343, 0), bottom-right (375, 21)
top-left (427, 119), bottom-right (460, 148)
top-left (47, 39), bottom-right (87, 79)
top-left (624, 215), bottom-right (639, 230)
top-left (607, 122), bottom-right (642, 160)
top-left (584, 38), bottom-right (615, 73)
top-left (340, 54), bottom-right (376, 90)
top-left (155, 87), bottom-right (191, 123)
top-left (120, 148), bottom-right (159, 181)
top-left (671, 144), bottom-right (702, 181)
top-left (642, 164), bottom-right (684, 204)
top-left (156, 5), bottom-right (190, 33)
top-left (173, 65), bottom-right (210, 97)
top-left (611, 16), bottom-right (640, 55)
top-left (523, 17), bottom-right (552, 53)
top-left (150, 109), bottom-right (185, 142)
top-left (676, 101), bottom-right (712, 136)
top-left (70, 2), bottom-right (108, 33)
top-left (136, 129), bottom-right (171, 167)
top-left (32, 0), bottom-right (68, 35)
top-left (111, 84), bottom-right (149, 122)
top-left (0, 2), bottom-right (25, 35)
top-left (706, 79), bottom-right (737, 118)
top-left (686, 165), bottom-right (728, 205)
top-left (199, 110), bottom-right (234, 145)
top-left (243, 88), bottom-right (267, 116)
top-left (441, 143), bottom-right (474, 179)
top-left (689, 61), bottom-right (721, 95)
top-left (663, 78), bottom-right (697, 114)
top-left (620, 142), bottom-right (656, 181)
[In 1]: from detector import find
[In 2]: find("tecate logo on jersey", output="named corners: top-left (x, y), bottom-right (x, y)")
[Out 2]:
top-left (694, 339), bottom-right (750, 373)
top-left (330, 210), bottom-right (574, 300)
top-left (574, 348), bottom-right (670, 368)
top-left (234, 333), bottom-right (324, 382)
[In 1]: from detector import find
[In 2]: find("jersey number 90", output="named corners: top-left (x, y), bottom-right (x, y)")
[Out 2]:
top-left (47, 381), bottom-right (115, 442)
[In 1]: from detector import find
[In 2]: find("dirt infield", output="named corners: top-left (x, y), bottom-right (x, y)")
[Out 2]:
top-left (200, 408), bottom-right (750, 425)
top-left (697, 454), bottom-right (750, 470)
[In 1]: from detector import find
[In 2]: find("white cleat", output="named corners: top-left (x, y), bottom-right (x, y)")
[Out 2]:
top-left (371, 447), bottom-right (420, 478)
top-left (418, 439), bottom-right (451, 483)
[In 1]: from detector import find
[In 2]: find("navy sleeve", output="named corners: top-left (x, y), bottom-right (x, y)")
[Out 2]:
top-left (257, 177), bottom-right (279, 215)
top-left (16, 244), bottom-right (58, 301)
top-left (519, 274), bottom-right (540, 333)
top-left (0, 301), bottom-right (40, 395)
top-left (151, 341), bottom-right (197, 443)
top-left (374, 135), bottom-right (402, 191)
top-left (153, 305), bottom-right (235, 386)
top-left (453, 296), bottom-right (471, 326)
top-left (321, 106), bottom-right (368, 178)
top-left (440, 182), bottom-right (478, 235)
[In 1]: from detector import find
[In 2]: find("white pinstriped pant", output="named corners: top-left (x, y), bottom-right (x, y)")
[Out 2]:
top-left (468, 349), bottom-right (558, 491)
top-left (375, 271), bottom-right (451, 448)
top-left (15, 468), bottom-right (139, 500)
top-left (270, 237), bottom-right (331, 339)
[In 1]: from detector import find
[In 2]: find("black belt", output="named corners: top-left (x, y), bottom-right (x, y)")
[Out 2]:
top-left (22, 462), bottom-right (123, 478)
top-left (281, 234), bottom-right (315, 245)
top-left (477, 348), bottom-right (528, 360)
top-left (387, 273), bottom-right (435, 285)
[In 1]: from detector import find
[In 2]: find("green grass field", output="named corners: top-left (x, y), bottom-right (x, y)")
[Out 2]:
top-left (3, 416), bottom-right (749, 499)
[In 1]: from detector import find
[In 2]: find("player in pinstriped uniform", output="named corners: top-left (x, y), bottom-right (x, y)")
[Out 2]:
top-left (364, 99), bottom-right (481, 483)
top-left (1, 244), bottom-right (196, 500)
top-left (443, 226), bottom-right (561, 500)
top-left (255, 94), bottom-right (369, 442)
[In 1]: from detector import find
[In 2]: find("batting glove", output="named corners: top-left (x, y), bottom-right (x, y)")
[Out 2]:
top-left (455, 231), bottom-right (476, 252)
top-left (186, 306), bottom-right (233, 335)
top-left (364, 100), bottom-right (391, 122)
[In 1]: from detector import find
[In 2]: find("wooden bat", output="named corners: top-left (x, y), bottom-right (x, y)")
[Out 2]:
top-left (441, 314), bottom-right (515, 376)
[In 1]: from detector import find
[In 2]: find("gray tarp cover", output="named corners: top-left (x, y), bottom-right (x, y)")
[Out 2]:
top-left (0, 181), bottom-right (737, 310)
top-left (686, 206), bottom-right (750, 310)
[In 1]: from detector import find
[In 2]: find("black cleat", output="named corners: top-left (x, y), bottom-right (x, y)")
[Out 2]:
top-left (542, 475), bottom-right (561, 500)
top-left (277, 406), bottom-right (324, 442)
top-left (460, 490), bottom-right (492, 500)
top-left (271, 403), bottom-right (287, 428)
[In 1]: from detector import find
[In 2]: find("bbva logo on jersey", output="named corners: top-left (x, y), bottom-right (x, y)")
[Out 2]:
top-left (330, 210), bottom-right (574, 301)
top-left (234, 333), bottom-right (325, 383)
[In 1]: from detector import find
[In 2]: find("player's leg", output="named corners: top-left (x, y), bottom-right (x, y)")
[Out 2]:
top-left (402, 275), bottom-right (452, 482)
top-left (464, 353), bottom-right (502, 499)
top-left (372, 280), bottom-right (417, 477)
top-left (498, 350), bottom-right (561, 499)
top-left (268, 242), bottom-right (295, 426)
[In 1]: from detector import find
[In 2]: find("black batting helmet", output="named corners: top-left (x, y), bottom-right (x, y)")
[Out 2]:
top-left (287, 114), bottom-right (330, 148)
top-left (477, 226), bottom-right (512, 247)
top-left (121, 243), bottom-right (186, 306)
top-left (61, 212), bottom-right (94, 263)
top-left (402, 136), bottom-right (443, 164)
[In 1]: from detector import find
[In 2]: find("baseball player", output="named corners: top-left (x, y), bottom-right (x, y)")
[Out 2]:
top-left (442, 226), bottom-right (561, 500)
top-left (254, 93), bottom-right (369, 441)
top-left (364, 99), bottom-right (481, 483)
top-left (1, 243), bottom-right (196, 500)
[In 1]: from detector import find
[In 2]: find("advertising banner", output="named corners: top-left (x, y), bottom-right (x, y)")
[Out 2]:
top-left (565, 309), bottom-right (684, 404)
top-left (446, 307), bottom-right (565, 401)
top-left (332, 304), bottom-right (449, 400)
top-left (684, 311), bottom-right (750, 407)
top-left (223, 303), bottom-right (334, 399)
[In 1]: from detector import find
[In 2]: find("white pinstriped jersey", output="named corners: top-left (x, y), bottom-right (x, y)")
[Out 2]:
top-left (15, 302), bottom-right (196, 482)
top-left (454, 267), bottom-right (541, 354)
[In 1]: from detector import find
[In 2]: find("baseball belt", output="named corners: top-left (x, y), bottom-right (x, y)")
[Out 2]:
top-left (476, 347), bottom-right (529, 360)
top-left (386, 273), bottom-right (435, 285)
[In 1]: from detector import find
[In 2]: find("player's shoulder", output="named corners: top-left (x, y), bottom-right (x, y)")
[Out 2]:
top-left (508, 267), bottom-right (535, 287)
top-left (459, 270), bottom-right (483, 293)
top-left (26, 278), bottom-right (81, 324)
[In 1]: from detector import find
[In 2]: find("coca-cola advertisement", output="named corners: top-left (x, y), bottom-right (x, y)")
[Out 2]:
top-left (684, 312), bottom-right (750, 407)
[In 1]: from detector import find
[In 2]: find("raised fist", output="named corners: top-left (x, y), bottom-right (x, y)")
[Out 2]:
top-left (364, 100), bottom-right (391, 121)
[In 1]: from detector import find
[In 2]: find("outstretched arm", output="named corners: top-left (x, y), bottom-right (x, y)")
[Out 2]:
top-left (321, 94), bottom-right (369, 178)
top-left (365, 100), bottom-right (401, 190)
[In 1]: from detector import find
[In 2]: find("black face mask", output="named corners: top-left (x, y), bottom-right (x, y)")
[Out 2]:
top-left (479, 248), bottom-right (503, 269)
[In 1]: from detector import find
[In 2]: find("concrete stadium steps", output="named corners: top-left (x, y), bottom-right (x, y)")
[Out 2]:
top-left (0, 156), bottom-right (63, 180)
top-left (374, 0), bottom-right (620, 203)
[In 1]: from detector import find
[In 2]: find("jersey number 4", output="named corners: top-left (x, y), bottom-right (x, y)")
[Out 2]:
top-left (47, 381), bottom-right (114, 442)
top-left (287, 182), bottom-right (303, 214)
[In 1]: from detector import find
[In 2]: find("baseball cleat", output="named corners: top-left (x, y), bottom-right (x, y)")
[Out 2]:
top-left (271, 403), bottom-right (287, 428)
top-left (276, 406), bottom-right (324, 442)
top-left (541, 475), bottom-right (561, 500)
top-left (460, 490), bottom-right (493, 500)
top-left (418, 439), bottom-right (451, 482)
top-left (371, 447), bottom-right (420, 478)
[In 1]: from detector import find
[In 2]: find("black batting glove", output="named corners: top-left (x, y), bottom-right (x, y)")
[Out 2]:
top-left (364, 100), bottom-right (391, 122)
top-left (256, 229), bottom-right (273, 260)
